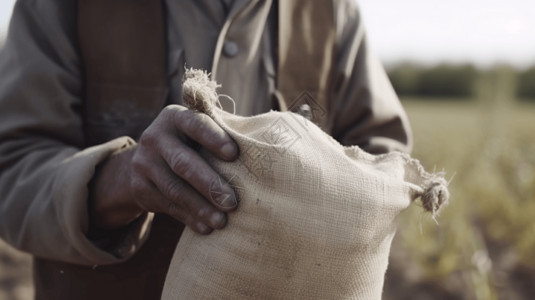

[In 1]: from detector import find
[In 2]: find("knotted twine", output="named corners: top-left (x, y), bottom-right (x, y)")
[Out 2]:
top-left (162, 69), bottom-right (449, 299)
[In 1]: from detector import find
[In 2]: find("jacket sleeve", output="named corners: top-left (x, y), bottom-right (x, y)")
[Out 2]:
top-left (329, 0), bottom-right (413, 154)
top-left (0, 0), bottom-right (152, 266)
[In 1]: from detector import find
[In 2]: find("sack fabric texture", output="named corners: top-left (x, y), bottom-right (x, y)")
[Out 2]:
top-left (162, 69), bottom-right (449, 299)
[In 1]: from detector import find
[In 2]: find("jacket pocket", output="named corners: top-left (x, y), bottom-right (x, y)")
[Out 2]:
top-left (83, 83), bottom-right (168, 146)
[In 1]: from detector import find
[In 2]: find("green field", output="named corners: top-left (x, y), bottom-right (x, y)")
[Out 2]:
top-left (384, 97), bottom-right (535, 299)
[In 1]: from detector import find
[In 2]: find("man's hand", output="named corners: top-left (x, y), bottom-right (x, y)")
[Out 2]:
top-left (90, 105), bottom-right (239, 235)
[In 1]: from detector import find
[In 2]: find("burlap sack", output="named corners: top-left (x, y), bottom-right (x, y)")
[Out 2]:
top-left (161, 69), bottom-right (449, 299)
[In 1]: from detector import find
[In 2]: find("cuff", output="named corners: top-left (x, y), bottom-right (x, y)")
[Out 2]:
top-left (52, 137), bottom-right (153, 265)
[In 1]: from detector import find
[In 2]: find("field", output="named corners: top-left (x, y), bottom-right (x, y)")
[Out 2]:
top-left (383, 97), bottom-right (535, 299)
top-left (1, 86), bottom-right (534, 298)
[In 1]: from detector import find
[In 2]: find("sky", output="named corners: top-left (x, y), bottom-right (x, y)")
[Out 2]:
top-left (0, 0), bottom-right (14, 41)
top-left (1, 0), bottom-right (534, 69)
top-left (356, 0), bottom-right (535, 68)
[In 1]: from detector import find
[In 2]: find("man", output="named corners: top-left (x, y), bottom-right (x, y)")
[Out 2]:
top-left (0, 0), bottom-right (412, 298)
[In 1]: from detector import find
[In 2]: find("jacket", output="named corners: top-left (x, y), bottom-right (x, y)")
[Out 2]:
top-left (0, 0), bottom-right (412, 298)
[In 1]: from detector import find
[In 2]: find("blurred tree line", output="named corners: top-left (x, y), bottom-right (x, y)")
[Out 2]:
top-left (517, 67), bottom-right (535, 100)
top-left (387, 63), bottom-right (535, 101)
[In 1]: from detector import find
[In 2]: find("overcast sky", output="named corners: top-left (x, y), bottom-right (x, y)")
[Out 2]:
top-left (356, 0), bottom-right (535, 68)
top-left (0, 0), bottom-right (15, 41)
top-left (1, 0), bottom-right (534, 68)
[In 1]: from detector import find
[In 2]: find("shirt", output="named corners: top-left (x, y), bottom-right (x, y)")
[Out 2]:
top-left (166, 0), bottom-right (276, 115)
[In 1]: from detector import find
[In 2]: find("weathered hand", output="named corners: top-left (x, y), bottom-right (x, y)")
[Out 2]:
top-left (90, 105), bottom-right (239, 234)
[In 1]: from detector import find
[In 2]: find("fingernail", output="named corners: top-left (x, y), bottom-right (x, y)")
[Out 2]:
top-left (210, 212), bottom-right (226, 228)
top-left (221, 143), bottom-right (237, 159)
top-left (215, 185), bottom-right (237, 208)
